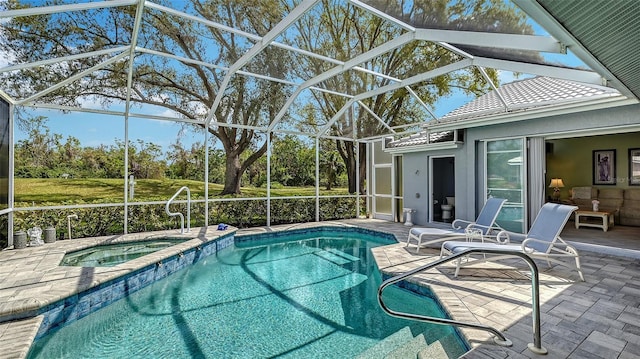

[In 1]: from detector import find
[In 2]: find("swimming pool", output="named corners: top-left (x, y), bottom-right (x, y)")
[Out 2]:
top-left (29, 228), bottom-right (467, 358)
top-left (60, 239), bottom-right (185, 267)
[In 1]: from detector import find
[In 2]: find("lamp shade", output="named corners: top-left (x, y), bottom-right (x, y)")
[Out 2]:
top-left (549, 178), bottom-right (565, 188)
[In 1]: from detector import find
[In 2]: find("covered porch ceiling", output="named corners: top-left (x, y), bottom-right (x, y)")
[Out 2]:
top-left (0, 0), bottom-right (637, 142)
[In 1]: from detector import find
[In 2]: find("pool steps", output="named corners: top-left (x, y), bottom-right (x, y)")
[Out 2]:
top-left (418, 333), bottom-right (466, 358)
top-left (355, 326), bottom-right (412, 358)
top-left (386, 333), bottom-right (427, 358)
top-left (356, 326), bottom-right (458, 358)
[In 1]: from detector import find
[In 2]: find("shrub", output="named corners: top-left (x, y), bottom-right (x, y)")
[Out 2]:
top-left (12, 196), bottom-right (359, 239)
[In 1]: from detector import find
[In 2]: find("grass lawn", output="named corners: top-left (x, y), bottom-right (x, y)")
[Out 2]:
top-left (14, 178), bottom-right (350, 205)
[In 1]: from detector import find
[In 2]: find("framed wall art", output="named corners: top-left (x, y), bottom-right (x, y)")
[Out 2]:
top-left (593, 149), bottom-right (616, 185)
top-left (629, 148), bottom-right (640, 186)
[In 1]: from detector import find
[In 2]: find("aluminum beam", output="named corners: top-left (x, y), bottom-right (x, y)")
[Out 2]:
top-left (357, 101), bottom-right (395, 134)
top-left (17, 52), bottom-right (129, 105)
top-left (349, 0), bottom-right (416, 32)
top-left (268, 31), bottom-right (416, 131)
top-left (137, 47), bottom-right (352, 99)
top-left (0, 46), bottom-right (130, 73)
top-left (205, 0), bottom-right (320, 126)
top-left (404, 86), bottom-right (438, 121)
top-left (415, 29), bottom-right (564, 53)
top-left (0, 0), bottom-right (136, 18)
top-left (473, 57), bottom-right (603, 85)
top-left (147, 1), bottom-right (398, 87)
top-left (122, 0), bottom-right (147, 234)
top-left (477, 66), bottom-right (509, 111)
top-left (319, 59), bottom-right (473, 136)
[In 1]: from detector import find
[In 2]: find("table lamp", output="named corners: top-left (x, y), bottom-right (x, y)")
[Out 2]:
top-left (549, 178), bottom-right (565, 201)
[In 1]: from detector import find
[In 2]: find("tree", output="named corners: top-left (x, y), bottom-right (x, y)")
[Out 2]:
top-left (1, 0), bottom-right (292, 194)
top-left (270, 135), bottom-right (315, 186)
top-left (125, 140), bottom-right (166, 179)
top-left (288, 0), bottom-right (538, 193)
top-left (319, 140), bottom-right (344, 190)
top-left (166, 139), bottom-right (206, 181)
top-left (14, 116), bottom-right (62, 177)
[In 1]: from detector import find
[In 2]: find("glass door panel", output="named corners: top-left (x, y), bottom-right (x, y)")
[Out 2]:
top-left (486, 138), bottom-right (525, 233)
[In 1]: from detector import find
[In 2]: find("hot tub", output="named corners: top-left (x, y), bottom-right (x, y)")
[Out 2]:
top-left (59, 239), bottom-right (185, 267)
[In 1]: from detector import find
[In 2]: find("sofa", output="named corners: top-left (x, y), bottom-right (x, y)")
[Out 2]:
top-left (569, 186), bottom-right (640, 226)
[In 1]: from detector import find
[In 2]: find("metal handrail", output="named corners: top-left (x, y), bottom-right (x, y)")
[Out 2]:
top-left (378, 248), bottom-right (548, 355)
top-left (165, 186), bottom-right (191, 234)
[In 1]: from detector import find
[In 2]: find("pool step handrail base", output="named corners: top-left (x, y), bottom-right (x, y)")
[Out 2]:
top-left (165, 186), bottom-right (191, 234)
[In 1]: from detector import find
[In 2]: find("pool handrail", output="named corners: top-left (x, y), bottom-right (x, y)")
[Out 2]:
top-left (377, 247), bottom-right (548, 355)
top-left (166, 186), bottom-right (191, 234)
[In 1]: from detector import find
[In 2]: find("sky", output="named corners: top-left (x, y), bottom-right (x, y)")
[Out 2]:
top-left (6, 0), bottom-right (590, 155)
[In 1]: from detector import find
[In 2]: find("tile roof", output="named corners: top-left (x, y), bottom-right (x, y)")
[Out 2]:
top-left (435, 76), bottom-right (621, 124)
top-left (387, 76), bottom-right (621, 149)
top-left (387, 130), bottom-right (453, 148)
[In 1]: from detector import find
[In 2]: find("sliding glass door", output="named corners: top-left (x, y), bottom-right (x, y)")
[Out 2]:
top-left (486, 138), bottom-right (526, 233)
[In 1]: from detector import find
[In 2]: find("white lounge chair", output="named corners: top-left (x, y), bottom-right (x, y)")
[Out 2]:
top-left (406, 198), bottom-right (507, 249)
top-left (440, 203), bottom-right (584, 281)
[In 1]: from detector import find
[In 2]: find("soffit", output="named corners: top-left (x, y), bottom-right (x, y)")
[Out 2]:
top-left (536, 0), bottom-right (640, 99)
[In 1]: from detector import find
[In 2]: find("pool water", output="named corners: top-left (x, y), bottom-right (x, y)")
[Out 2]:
top-left (60, 239), bottom-right (184, 267)
top-left (30, 231), bottom-right (466, 358)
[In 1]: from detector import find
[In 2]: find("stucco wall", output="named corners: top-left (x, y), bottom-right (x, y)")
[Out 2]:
top-left (401, 147), bottom-right (470, 226)
top-left (398, 102), bottom-right (640, 225)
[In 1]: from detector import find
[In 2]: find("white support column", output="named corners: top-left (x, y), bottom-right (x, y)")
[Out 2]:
top-left (315, 137), bottom-right (320, 222)
top-left (8, 101), bottom-right (15, 245)
top-left (266, 133), bottom-right (271, 227)
top-left (123, 117), bottom-right (129, 234)
top-left (204, 127), bottom-right (209, 227)
top-left (122, 0), bottom-right (146, 235)
top-left (354, 103), bottom-right (361, 218)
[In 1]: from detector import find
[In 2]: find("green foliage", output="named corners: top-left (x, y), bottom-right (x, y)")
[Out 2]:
top-left (288, 0), bottom-right (536, 193)
top-left (14, 116), bottom-right (169, 180)
top-left (13, 196), bottom-right (358, 239)
top-left (14, 206), bottom-right (125, 239)
top-left (269, 135), bottom-right (315, 186)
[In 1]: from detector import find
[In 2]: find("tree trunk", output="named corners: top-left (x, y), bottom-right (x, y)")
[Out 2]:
top-left (221, 151), bottom-right (242, 195)
top-left (358, 142), bottom-right (367, 194)
top-left (218, 131), bottom-right (271, 195)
